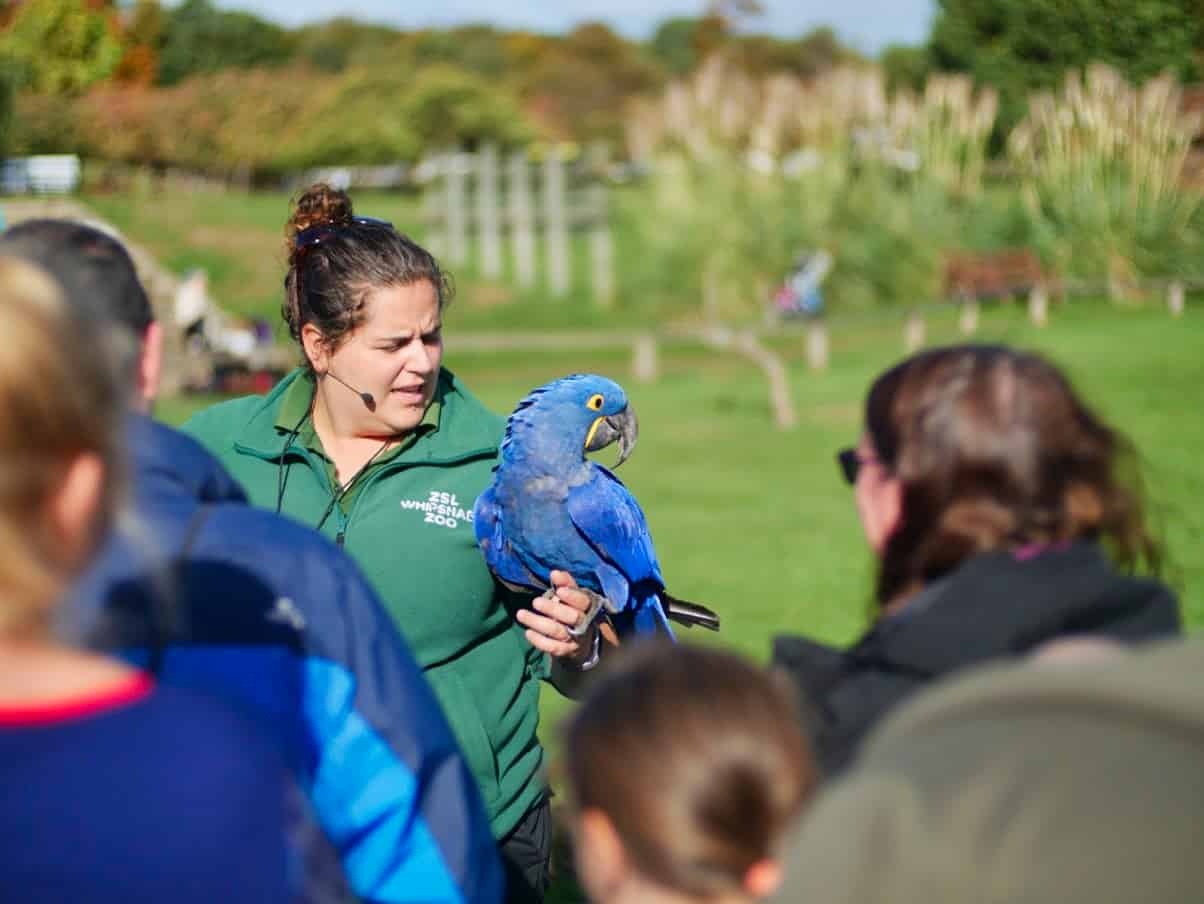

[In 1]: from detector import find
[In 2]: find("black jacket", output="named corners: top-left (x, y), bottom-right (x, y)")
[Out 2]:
top-left (772, 542), bottom-right (1181, 776)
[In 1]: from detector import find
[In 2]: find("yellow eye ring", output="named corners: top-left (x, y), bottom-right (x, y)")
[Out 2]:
top-left (586, 394), bottom-right (604, 411)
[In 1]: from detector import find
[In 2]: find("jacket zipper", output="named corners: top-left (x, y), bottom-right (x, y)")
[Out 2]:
top-left (280, 443), bottom-right (346, 542)
top-left (333, 496), bottom-right (350, 548)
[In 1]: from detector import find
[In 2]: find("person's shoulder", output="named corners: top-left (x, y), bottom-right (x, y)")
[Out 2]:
top-left (137, 682), bottom-right (280, 759)
top-left (201, 502), bottom-right (375, 612)
top-left (863, 637), bottom-right (1204, 761)
top-left (132, 416), bottom-right (248, 503)
top-left (207, 502), bottom-right (342, 558)
top-left (180, 369), bottom-right (304, 450)
top-left (1098, 570), bottom-right (1182, 634)
top-left (181, 395), bottom-right (267, 444)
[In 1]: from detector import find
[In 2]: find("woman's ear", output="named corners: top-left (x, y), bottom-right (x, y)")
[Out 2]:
top-left (301, 323), bottom-right (329, 374)
top-left (743, 858), bottom-right (783, 899)
top-left (137, 321), bottom-right (164, 412)
top-left (576, 808), bottom-right (628, 903)
top-left (879, 474), bottom-right (904, 544)
top-left (48, 452), bottom-right (106, 573)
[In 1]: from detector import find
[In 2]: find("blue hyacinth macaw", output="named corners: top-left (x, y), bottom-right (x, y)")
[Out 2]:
top-left (473, 374), bottom-right (719, 640)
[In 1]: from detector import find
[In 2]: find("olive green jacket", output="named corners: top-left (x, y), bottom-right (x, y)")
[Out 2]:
top-left (183, 367), bottom-right (546, 838)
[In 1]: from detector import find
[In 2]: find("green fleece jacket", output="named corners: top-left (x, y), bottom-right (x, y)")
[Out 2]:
top-left (182, 367), bottom-right (546, 839)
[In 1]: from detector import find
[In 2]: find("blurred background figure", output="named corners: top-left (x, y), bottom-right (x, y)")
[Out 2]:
top-left (564, 643), bottom-right (816, 904)
top-left (774, 344), bottom-right (1181, 774)
top-left (773, 249), bottom-right (829, 319)
top-left (0, 256), bottom-right (290, 903)
top-left (770, 638), bottom-right (1204, 904)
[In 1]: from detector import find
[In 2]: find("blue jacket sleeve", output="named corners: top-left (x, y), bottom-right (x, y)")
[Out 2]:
top-left (298, 546), bottom-right (505, 904)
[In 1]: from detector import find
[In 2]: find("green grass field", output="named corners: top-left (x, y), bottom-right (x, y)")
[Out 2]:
top-left (158, 300), bottom-right (1204, 711)
top-left (104, 188), bottom-right (1202, 901)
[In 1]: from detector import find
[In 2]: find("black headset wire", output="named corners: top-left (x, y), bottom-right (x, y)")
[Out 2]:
top-left (275, 396), bottom-right (392, 541)
top-left (275, 407), bottom-right (311, 515)
top-left (312, 437), bottom-right (392, 537)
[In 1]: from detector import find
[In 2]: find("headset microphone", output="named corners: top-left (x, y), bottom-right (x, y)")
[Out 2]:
top-left (326, 372), bottom-right (376, 412)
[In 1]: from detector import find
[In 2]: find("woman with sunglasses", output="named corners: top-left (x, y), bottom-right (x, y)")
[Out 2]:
top-left (773, 344), bottom-right (1181, 776)
top-left (184, 184), bottom-right (592, 902)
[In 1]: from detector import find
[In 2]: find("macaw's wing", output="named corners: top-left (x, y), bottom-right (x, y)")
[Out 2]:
top-left (565, 465), bottom-right (665, 605)
top-left (473, 486), bottom-right (545, 593)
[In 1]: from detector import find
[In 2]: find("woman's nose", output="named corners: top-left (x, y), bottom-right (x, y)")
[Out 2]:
top-left (406, 340), bottom-right (434, 373)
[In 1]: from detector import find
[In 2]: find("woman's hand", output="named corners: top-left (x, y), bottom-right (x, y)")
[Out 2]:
top-left (516, 570), bottom-right (600, 665)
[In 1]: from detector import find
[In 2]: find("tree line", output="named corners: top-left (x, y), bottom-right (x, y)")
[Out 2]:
top-left (0, 0), bottom-right (862, 175)
top-left (0, 0), bottom-right (1201, 179)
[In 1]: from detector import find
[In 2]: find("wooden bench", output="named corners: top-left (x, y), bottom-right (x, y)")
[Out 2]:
top-left (943, 248), bottom-right (1052, 301)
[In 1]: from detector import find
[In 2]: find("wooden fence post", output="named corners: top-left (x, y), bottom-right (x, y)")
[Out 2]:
top-left (445, 150), bottom-right (468, 267)
top-left (585, 143), bottom-right (614, 308)
top-left (476, 144), bottom-right (501, 279)
top-left (423, 183), bottom-right (445, 258)
top-left (1169, 281), bottom-right (1185, 317)
top-left (959, 299), bottom-right (979, 335)
top-left (588, 183), bottom-right (614, 307)
top-left (806, 320), bottom-right (829, 372)
top-left (1029, 284), bottom-right (1048, 327)
top-left (543, 149), bottom-right (570, 297)
top-left (632, 333), bottom-right (659, 383)
top-left (508, 150), bottom-right (536, 290)
top-left (905, 311), bottom-right (926, 352)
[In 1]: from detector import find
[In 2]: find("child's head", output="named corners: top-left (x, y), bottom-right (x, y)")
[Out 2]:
top-left (0, 256), bottom-right (125, 638)
top-left (563, 643), bottom-right (816, 903)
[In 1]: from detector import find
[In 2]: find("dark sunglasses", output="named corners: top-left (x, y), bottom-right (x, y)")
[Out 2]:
top-left (837, 447), bottom-right (877, 485)
top-left (294, 216), bottom-right (394, 249)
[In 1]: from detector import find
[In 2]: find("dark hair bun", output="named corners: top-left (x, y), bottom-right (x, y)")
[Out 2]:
top-left (286, 183), bottom-right (354, 265)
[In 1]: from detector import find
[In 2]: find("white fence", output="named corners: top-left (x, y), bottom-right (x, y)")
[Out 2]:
top-left (421, 145), bottom-right (614, 306)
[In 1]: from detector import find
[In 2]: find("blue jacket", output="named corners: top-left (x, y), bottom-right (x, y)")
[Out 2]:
top-left (66, 415), bottom-right (504, 904)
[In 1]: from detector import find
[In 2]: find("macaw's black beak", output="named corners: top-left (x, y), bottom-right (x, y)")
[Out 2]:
top-left (584, 406), bottom-right (639, 468)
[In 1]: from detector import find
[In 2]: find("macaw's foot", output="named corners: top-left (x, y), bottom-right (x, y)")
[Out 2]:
top-left (566, 589), bottom-right (615, 638)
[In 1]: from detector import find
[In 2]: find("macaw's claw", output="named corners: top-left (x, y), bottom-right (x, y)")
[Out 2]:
top-left (567, 589), bottom-right (615, 638)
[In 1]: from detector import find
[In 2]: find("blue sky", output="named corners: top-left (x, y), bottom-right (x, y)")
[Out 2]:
top-left (216, 0), bottom-right (935, 55)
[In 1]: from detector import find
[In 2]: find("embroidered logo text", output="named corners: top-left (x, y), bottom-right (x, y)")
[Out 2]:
top-left (400, 490), bottom-right (474, 530)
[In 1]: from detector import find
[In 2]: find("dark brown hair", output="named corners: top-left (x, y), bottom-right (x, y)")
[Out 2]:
top-left (283, 183), bottom-right (453, 358)
top-left (865, 344), bottom-right (1160, 608)
top-left (563, 643), bottom-right (815, 898)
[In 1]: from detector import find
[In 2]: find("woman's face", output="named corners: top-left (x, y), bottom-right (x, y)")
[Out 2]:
top-left (317, 280), bottom-right (443, 436)
top-left (853, 432), bottom-right (902, 556)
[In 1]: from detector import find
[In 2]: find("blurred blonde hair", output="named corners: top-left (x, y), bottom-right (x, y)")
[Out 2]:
top-left (0, 256), bottom-right (125, 638)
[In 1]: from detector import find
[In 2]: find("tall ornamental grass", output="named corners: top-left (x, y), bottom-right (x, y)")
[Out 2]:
top-left (1009, 65), bottom-right (1202, 295)
top-left (626, 58), bottom-right (1000, 316)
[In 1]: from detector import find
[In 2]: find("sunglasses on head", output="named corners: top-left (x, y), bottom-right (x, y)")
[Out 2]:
top-left (294, 216), bottom-right (394, 250)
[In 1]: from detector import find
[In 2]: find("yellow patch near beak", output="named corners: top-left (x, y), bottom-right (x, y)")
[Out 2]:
top-left (584, 415), bottom-right (605, 451)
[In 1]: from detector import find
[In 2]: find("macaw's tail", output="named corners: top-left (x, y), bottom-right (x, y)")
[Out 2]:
top-left (662, 593), bottom-right (721, 632)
